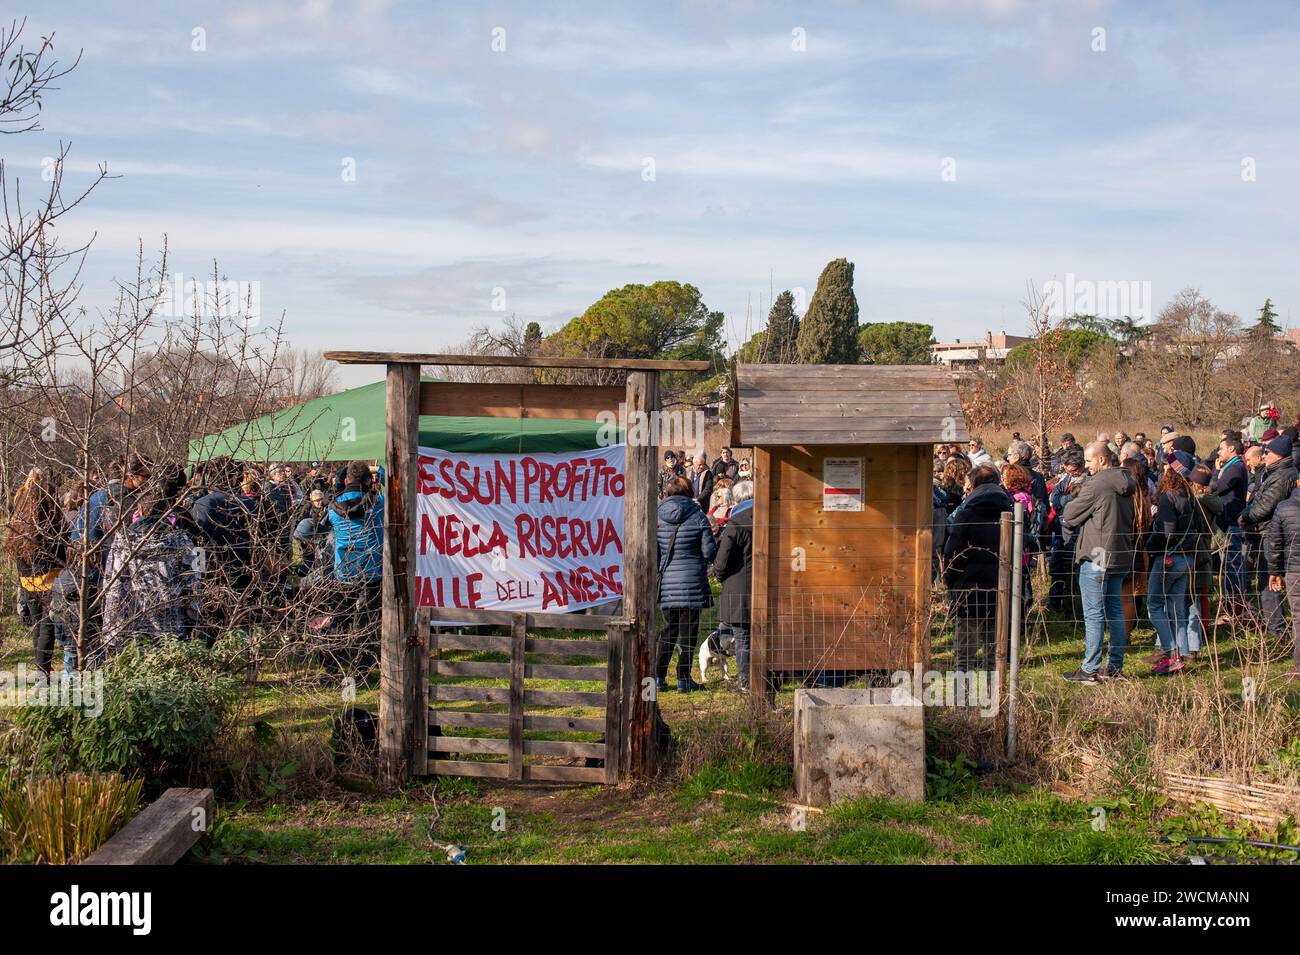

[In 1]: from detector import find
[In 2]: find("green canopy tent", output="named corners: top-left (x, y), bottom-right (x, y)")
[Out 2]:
top-left (188, 377), bottom-right (615, 463)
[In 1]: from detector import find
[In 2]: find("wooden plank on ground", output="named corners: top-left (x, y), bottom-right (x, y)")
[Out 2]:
top-left (83, 788), bottom-right (213, 865)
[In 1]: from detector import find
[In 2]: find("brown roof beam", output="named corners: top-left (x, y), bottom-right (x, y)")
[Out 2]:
top-left (325, 351), bottom-right (712, 372)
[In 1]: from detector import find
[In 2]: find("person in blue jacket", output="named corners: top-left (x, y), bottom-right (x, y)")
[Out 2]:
top-left (655, 475), bottom-right (717, 692)
top-left (327, 461), bottom-right (384, 585)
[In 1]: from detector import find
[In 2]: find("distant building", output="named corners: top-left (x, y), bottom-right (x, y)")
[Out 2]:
top-left (929, 331), bottom-right (1031, 369)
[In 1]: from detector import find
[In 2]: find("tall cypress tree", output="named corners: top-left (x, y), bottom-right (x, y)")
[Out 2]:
top-left (764, 289), bottom-right (800, 363)
top-left (796, 258), bottom-right (860, 364)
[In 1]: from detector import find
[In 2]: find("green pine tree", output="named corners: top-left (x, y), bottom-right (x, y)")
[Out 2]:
top-left (796, 258), bottom-right (860, 364)
top-left (1252, 298), bottom-right (1281, 338)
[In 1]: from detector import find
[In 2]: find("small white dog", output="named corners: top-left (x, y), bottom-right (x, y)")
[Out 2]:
top-left (698, 628), bottom-right (736, 683)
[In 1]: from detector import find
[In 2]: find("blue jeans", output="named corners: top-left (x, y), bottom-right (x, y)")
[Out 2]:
top-left (1223, 526), bottom-right (1246, 603)
top-left (1148, 554), bottom-right (1190, 656)
top-left (1078, 561), bottom-right (1126, 673)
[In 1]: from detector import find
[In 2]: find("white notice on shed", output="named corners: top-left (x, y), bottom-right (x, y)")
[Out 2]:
top-left (822, 457), bottom-right (864, 512)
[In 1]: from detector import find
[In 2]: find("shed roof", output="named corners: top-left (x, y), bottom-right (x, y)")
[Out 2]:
top-left (736, 364), bottom-right (970, 446)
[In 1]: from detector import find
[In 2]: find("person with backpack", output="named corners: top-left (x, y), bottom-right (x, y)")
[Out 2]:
top-left (101, 470), bottom-right (203, 652)
top-left (5, 468), bottom-right (67, 676)
top-left (1147, 452), bottom-right (1207, 675)
top-left (655, 475), bottom-right (717, 692)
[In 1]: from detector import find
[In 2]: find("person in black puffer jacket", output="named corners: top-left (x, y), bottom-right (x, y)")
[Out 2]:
top-left (1265, 474), bottom-right (1300, 675)
top-left (1241, 435), bottom-right (1298, 636)
top-left (655, 475), bottom-right (717, 692)
top-left (943, 464), bottom-right (1012, 674)
top-left (712, 480), bottom-right (754, 691)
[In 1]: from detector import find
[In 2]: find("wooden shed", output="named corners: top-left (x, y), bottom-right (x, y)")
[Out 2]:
top-left (734, 364), bottom-right (970, 702)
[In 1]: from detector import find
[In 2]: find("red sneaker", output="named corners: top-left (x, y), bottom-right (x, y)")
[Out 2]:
top-left (1152, 654), bottom-right (1184, 675)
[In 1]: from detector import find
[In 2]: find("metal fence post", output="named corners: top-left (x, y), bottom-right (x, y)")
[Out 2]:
top-left (1008, 501), bottom-right (1025, 760)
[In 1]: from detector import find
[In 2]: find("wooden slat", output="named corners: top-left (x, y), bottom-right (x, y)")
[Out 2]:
top-left (326, 351), bottom-right (711, 371)
top-left (521, 764), bottom-right (607, 783)
top-left (430, 736), bottom-right (510, 754)
top-left (525, 740), bottom-right (606, 758)
top-left (745, 428), bottom-right (951, 445)
top-left (526, 663), bottom-right (606, 681)
top-left (430, 711), bottom-right (606, 733)
top-left (432, 632), bottom-right (608, 657)
top-left (509, 614), bottom-right (526, 779)
top-left (430, 685), bottom-right (510, 703)
top-left (420, 382), bottom-right (625, 420)
top-left (431, 633), bottom-right (512, 653)
top-left (427, 737), bottom-right (604, 760)
top-left (424, 606), bottom-right (623, 631)
top-left (83, 788), bottom-right (214, 865)
top-left (526, 689), bottom-right (607, 708)
top-left (432, 660), bottom-right (509, 678)
top-left (433, 660), bottom-right (604, 680)
top-left (526, 636), bottom-right (609, 657)
top-left (430, 760), bottom-right (509, 779)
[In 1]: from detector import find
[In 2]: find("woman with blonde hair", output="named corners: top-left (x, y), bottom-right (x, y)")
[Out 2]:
top-left (5, 467), bottom-right (67, 675)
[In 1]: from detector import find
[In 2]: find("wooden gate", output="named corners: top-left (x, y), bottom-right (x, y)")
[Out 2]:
top-left (322, 350), bottom-right (710, 783)
top-left (424, 607), bottom-right (627, 784)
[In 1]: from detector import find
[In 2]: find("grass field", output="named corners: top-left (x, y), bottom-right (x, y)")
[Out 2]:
top-left (2, 585), bottom-right (1298, 864)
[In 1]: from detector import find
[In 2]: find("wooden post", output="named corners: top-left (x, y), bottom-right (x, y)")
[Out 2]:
top-left (750, 446), bottom-right (772, 707)
top-left (508, 613), bottom-right (526, 780)
top-left (912, 445), bottom-right (934, 674)
top-left (993, 511), bottom-right (1013, 739)
top-left (622, 370), bottom-right (659, 778)
top-left (380, 361), bottom-right (424, 782)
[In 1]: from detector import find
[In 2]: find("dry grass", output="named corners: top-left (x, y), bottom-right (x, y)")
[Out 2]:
top-left (0, 772), bottom-right (142, 864)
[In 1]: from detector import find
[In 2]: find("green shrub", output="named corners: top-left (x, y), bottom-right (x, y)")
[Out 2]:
top-left (15, 636), bottom-right (243, 783)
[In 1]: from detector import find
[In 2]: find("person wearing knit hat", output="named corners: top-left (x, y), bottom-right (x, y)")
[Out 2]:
top-left (1264, 471), bottom-right (1300, 678)
top-left (1262, 428), bottom-right (1280, 443)
top-left (1165, 449), bottom-right (1195, 475)
top-left (1266, 434), bottom-right (1294, 461)
top-left (1242, 433), bottom-right (1300, 636)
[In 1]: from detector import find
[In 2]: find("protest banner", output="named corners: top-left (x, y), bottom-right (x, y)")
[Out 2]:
top-left (414, 444), bottom-right (626, 612)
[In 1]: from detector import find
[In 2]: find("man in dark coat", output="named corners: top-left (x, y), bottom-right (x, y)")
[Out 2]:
top-left (943, 464), bottom-right (1012, 674)
top-left (655, 476), bottom-right (717, 692)
top-left (1213, 436), bottom-right (1250, 614)
top-left (712, 480), bottom-right (753, 690)
top-left (1265, 474), bottom-right (1300, 675)
top-left (1242, 435), bottom-right (1299, 635)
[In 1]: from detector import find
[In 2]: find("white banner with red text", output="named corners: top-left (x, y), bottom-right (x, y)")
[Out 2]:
top-left (414, 445), bottom-right (625, 613)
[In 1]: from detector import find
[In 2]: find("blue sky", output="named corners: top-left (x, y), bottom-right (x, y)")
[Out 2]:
top-left (12, 0), bottom-right (1300, 387)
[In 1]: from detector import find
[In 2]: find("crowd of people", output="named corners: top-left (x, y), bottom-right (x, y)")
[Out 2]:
top-left (5, 455), bottom-right (386, 677)
top-left (655, 448), bottom-right (754, 693)
top-left (10, 413), bottom-right (1300, 694)
top-left (934, 408), bottom-right (1300, 683)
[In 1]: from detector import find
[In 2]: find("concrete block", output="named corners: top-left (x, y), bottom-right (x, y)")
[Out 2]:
top-left (794, 687), bottom-right (925, 805)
